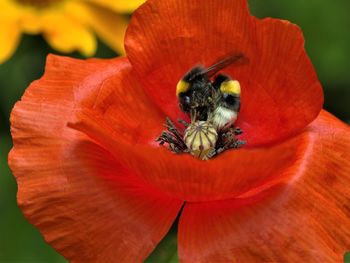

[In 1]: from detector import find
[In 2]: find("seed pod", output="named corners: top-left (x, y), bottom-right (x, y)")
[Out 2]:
top-left (183, 121), bottom-right (218, 160)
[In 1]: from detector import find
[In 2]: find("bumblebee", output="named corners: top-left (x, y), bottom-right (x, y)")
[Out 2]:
top-left (157, 53), bottom-right (247, 160)
top-left (176, 53), bottom-right (244, 127)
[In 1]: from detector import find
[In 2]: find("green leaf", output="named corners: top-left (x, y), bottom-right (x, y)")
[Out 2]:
top-left (145, 223), bottom-right (179, 263)
top-left (344, 252), bottom-right (350, 263)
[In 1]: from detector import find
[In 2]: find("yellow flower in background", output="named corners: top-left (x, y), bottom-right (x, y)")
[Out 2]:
top-left (0, 0), bottom-right (144, 63)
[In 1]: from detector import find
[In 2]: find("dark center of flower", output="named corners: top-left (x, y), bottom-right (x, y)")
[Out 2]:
top-left (15, 0), bottom-right (62, 7)
top-left (156, 53), bottom-right (247, 160)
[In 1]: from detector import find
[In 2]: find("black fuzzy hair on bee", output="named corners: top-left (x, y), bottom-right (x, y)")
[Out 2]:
top-left (158, 53), bottom-right (248, 159)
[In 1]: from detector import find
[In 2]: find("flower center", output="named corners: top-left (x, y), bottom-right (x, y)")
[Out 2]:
top-left (156, 53), bottom-right (247, 160)
top-left (15, 0), bottom-right (62, 7)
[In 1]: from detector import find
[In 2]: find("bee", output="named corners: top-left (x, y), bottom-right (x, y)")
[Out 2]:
top-left (176, 53), bottom-right (245, 127)
top-left (157, 53), bottom-right (248, 160)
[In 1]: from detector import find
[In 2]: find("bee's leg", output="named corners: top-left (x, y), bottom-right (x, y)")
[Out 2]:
top-left (190, 109), bottom-right (197, 122)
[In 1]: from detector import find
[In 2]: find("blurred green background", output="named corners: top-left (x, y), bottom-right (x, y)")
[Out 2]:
top-left (0, 0), bottom-right (349, 262)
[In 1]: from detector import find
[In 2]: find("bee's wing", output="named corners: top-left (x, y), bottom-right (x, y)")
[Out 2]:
top-left (204, 53), bottom-right (248, 78)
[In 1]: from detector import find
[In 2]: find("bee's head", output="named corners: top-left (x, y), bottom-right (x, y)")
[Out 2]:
top-left (176, 79), bottom-right (192, 112)
top-left (176, 67), bottom-right (213, 119)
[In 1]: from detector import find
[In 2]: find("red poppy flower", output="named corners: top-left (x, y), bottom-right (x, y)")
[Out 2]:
top-left (9, 0), bottom-right (350, 262)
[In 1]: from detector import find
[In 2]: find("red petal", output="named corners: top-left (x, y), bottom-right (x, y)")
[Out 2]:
top-left (80, 58), bottom-right (165, 144)
top-left (178, 111), bottom-right (350, 262)
top-left (125, 0), bottom-right (323, 146)
top-left (70, 106), bottom-right (310, 202)
top-left (9, 55), bottom-right (183, 262)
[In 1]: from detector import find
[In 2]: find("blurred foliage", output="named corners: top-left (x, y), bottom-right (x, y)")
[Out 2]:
top-left (345, 252), bottom-right (350, 263)
top-left (0, 0), bottom-right (349, 262)
top-left (250, 0), bottom-right (350, 122)
top-left (0, 133), bottom-right (66, 262)
top-left (145, 222), bottom-right (179, 263)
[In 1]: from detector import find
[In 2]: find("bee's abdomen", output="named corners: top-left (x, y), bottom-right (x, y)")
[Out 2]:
top-left (212, 106), bottom-right (238, 130)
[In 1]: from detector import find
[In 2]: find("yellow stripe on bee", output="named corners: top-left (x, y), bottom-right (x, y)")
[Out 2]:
top-left (176, 80), bottom-right (190, 96)
top-left (220, 80), bottom-right (241, 95)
